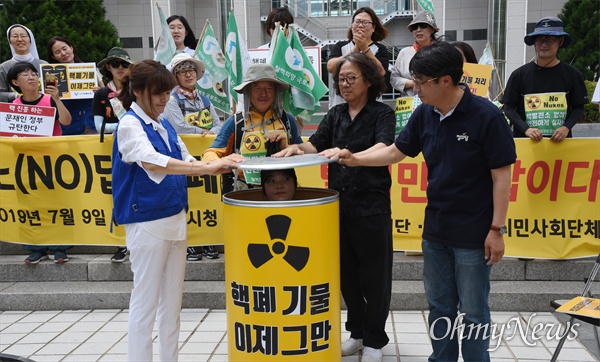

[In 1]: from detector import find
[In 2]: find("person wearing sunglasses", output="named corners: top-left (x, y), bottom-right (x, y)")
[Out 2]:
top-left (47, 36), bottom-right (104, 135)
top-left (92, 47), bottom-right (134, 262)
top-left (502, 17), bottom-right (588, 142)
top-left (326, 7), bottom-right (390, 108)
top-left (0, 24), bottom-right (47, 103)
top-left (390, 11), bottom-right (438, 97)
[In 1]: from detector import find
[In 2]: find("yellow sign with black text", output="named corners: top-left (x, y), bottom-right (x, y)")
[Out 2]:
top-left (0, 136), bottom-right (598, 259)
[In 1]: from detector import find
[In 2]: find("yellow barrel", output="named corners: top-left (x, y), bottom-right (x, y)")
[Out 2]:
top-left (223, 187), bottom-right (341, 361)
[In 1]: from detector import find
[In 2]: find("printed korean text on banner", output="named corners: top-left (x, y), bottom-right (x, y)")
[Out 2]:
top-left (461, 63), bottom-right (492, 98)
top-left (224, 12), bottom-right (243, 105)
top-left (0, 102), bottom-right (56, 137)
top-left (394, 96), bottom-right (414, 135)
top-left (154, 3), bottom-right (177, 66)
top-left (1, 136), bottom-right (598, 260)
top-left (40, 63), bottom-right (99, 99)
top-left (523, 92), bottom-right (568, 136)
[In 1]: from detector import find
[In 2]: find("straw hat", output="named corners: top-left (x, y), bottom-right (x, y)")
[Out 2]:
top-left (233, 64), bottom-right (289, 93)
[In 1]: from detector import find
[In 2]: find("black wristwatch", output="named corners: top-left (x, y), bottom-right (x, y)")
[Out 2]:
top-left (490, 225), bottom-right (507, 235)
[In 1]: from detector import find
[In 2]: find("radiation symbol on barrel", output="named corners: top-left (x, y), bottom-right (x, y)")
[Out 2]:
top-left (243, 133), bottom-right (262, 151)
top-left (526, 96), bottom-right (541, 110)
top-left (247, 215), bottom-right (310, 271)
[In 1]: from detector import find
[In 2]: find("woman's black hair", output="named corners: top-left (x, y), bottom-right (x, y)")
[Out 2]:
top-left (166, 15), bottom-right (197, 49)
top-left (347, 7), bottom-right (389, 42)
top-left (46, 36), bottom-right (83, 63)
top-left (265, 7), bottom-right (294, 35)
top-left (260, 168), bottom-right (298, 197)
top-left (453, 41), bottom-right (478, 64)
top-left (7, 61), bottom-right (37, 93)
top-left (334, 52), bottom-right (387, 101)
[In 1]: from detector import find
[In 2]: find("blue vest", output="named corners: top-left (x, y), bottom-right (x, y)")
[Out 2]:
top-left (111, 110), bottom-right (188, 225)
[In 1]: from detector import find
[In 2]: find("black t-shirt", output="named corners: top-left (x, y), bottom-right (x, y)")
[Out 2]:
top-left (502, 61), bottom-right (588, 137)
top-left (329, 40), bottom-right (390, 74)
top-left (92, 86), bottom-right (119, 124)
top-left (309, 100), bottom-right (395, 220)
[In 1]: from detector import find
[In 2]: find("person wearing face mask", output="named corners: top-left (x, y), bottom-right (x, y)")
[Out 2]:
top-left (390, 11), bottom-right (438, 97)
top-left (47, 36), bottom-right (101, 135)
top-left (327, 7), bottom-right (389, 108)
top-left (0, 24), bottom-right (48, 102)
top-left (167, 15), bottom-right (196, 56)
top-left (502, 17), bottom-right (588, 143)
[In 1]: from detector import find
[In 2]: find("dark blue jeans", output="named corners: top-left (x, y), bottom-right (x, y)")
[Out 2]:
top-left (422, 239), bottom-right (492, 362)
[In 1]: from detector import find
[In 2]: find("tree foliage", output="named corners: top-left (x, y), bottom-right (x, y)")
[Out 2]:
top-left (558, 0), bottom-right (600, 81)
top-left (0, 0), bottom-right (120, 64)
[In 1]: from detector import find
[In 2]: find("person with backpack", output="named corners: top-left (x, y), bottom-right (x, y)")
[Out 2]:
top-left (203, 63), bottom-right (303, 192)
top-left (163, 53), bottom-right (222, 260)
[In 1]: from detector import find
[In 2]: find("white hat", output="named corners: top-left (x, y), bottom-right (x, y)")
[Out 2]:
top-left (169, 53), bottom-right (205, 81)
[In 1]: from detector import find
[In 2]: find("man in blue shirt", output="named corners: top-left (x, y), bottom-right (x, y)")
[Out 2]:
top-left (336, 42), bottom-right (517, 362)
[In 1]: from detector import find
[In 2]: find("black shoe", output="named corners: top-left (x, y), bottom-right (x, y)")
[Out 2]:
top-left (187, 247), bottom-right (202, 261)
top-left (202, 245), bottom-right (219, 259)
top-left (111, 247), bottom-right (129, 263)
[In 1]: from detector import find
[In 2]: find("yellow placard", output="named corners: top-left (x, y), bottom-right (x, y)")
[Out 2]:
top-left (556, 296), bottom-right (600, 319)
top-left (461, 63), bottom-right (492, 98)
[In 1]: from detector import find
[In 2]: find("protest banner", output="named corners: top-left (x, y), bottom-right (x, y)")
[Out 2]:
top-left (1, 136), bottom-right (598, 259)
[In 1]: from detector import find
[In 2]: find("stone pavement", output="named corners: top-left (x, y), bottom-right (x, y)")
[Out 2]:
top-left (0, 309), bottom-right (598, 361)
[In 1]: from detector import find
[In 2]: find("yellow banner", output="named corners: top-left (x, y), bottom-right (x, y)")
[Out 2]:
top-left (556, 296), bottom-right (600, 319)
top-left (1, 136), bottom-right (598, 259)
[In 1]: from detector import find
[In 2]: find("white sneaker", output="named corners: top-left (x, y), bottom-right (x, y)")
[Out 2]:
top-left (362, 346), bottom-right (383, 362)
top-left (341, 337), bottom-right (363, 356)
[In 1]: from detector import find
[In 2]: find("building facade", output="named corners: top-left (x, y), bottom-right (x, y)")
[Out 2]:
top-left (103, 0), bottom-right (568, 97)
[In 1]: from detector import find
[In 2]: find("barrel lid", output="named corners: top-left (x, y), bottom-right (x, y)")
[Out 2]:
top-left (237, 154), bottom-right (337, 171)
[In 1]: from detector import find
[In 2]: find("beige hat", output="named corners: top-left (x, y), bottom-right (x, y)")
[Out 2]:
top-left (169, 53), bottom-right (205, 81)
top-left (233, 64), bottom-right (289, 93)
top-left (407, 11), bottom-right (439, 32)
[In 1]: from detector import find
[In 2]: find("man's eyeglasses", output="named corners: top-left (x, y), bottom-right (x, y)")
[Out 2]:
top-left (534, 36), bottom-right (560, 45)
top-left (338, 75), bottom-right (361, 85)
top-left (353, 19), bottom-right (373, 27)
top-left (109, 60), bottom-right (130, 69)
top-left (409, 23), bottom-right (430, 32)
top-left (412, 77), bottom-right (438, 90)
top-left (177, 68), bottom-right (197, 76)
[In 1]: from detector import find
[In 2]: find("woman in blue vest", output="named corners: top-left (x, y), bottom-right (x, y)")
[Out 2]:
top-left (112, 59), bottom-right (243, 362)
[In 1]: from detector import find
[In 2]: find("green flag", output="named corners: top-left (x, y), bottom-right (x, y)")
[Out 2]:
top-left (289, 27), bottom-right (328, 111)
top-left (196, 70), bottom-right (230, 113)
top-left (224, 13), bottom-right (243, 105)
top-left (196, 21), bottom-right (228, 82)
top-left (416, 0), bottom-right (435, 13)
top-left (153, 3), bottom-right (177, 66)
